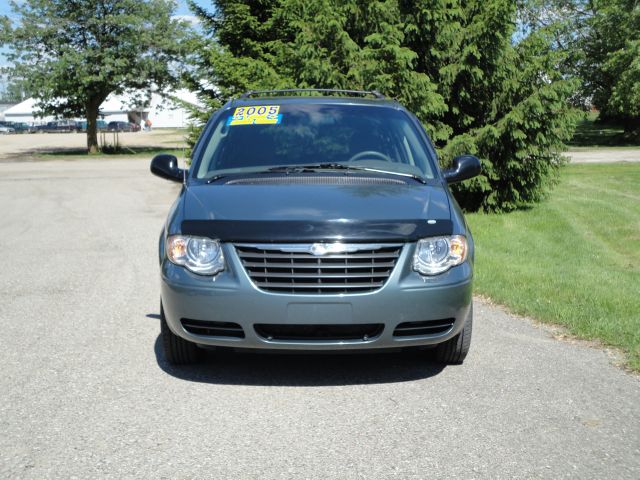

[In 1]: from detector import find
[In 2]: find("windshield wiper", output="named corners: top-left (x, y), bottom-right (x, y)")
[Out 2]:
top-left (267, 163), bottom-right (353, 173)
top-left (265, 163), bottom-right (427, 184)
top-left (206, 174), bottom-right (227, 184)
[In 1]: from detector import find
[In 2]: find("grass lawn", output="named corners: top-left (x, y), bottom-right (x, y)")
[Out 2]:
top-left (467, 162), bottom-right (640, 371)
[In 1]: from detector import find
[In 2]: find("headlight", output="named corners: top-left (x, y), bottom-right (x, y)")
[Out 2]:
top-left (167, 235), bottom-right (225, 275)
top-left (413, 235), bottom-right (468, 275)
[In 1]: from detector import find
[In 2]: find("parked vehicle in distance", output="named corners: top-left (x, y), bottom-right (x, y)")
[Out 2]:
top-left (0, 124), bottom-right (15, 134)
top-left (9, 122), bottom-right (37, 134)
top-left (107, 121), bottom-right (139, 132)
top-left (36, 120), bottom-right (78, 133)
top-left (76, 120), bottom-right (108, 132)
top-left (151, 89), bottom-right (481, 366)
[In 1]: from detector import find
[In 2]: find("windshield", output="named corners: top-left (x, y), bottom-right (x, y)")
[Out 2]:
top-left (194, 103), bottom-right (436, 180)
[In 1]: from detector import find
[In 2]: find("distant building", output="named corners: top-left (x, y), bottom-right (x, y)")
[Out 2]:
top-left (2, 89), bottom-right (201, 127)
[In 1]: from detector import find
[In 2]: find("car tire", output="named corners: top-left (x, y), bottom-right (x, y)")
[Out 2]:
top-left (160, 303), bottom-right (201, 365)
top-left (433, 305), bottom-right (473, 364)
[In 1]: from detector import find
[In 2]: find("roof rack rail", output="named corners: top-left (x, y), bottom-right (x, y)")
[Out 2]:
top-left (239, 89), bottom-right (386, 99)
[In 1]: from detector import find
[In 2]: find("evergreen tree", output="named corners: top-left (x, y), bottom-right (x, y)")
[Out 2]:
top-left (187, 0), bottom-right (579, 211)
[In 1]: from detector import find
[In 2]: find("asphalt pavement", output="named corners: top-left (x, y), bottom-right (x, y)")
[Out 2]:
top-left (0, 158), bottom-right (638, 479)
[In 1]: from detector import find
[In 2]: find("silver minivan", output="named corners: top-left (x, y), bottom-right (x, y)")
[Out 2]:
top-left (151, 90), bottom-right (481, 365)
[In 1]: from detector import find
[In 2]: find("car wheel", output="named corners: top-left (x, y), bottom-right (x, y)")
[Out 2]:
top-left (160, 303), bottom-right (201, 365)
top-left (433, 305), bottom-right (473, 364)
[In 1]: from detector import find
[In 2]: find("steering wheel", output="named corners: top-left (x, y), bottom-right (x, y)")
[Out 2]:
top-left (347, 150), bottom-right (391, 163)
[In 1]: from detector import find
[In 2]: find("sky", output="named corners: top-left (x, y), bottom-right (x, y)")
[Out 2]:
top-left (0, 0), bottom-right (212, 67)
top-left (0, 0), bottom-right (211, 18)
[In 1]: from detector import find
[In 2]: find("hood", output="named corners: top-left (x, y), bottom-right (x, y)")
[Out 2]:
top-left (179, 182), bottom-right (452, 242)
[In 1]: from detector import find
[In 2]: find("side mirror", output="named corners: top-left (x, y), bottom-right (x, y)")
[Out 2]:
top-left (442, 155), bottom-right (481, 184)
top-left (150, 154), bottom-right (183, 183)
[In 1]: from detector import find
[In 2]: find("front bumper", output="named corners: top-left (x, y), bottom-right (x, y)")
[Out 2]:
top-left (160, 243), bottom-right (473, 350)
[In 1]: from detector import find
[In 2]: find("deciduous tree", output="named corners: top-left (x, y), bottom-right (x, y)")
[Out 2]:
top-left (577, 0), bottom-right (640, 138)
top-left (2, 0), bottom-right (191, 153)
top-left (518, 0), bottom-right (640, 139)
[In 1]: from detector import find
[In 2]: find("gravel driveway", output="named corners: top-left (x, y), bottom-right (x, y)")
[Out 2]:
top-left (568, 148), bottom-right (640, 163)
top-left (0, 158), bottom-right (638, 479)
top-left (0, 130), bottom-right (187, 160)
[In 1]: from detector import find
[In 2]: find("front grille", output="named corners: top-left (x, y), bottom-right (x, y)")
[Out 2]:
top-left (254, 323), bottom-right (384, 341)
top-left (393, 319), bottom-right (455, 337)
top-left (235, 244), bottom-right (402, 294)
top-left (181, 319), bottom-right (245, 338)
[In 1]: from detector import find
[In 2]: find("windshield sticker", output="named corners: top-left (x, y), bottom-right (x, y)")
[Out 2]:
top-left (226, 105), bottom-right (282, 126)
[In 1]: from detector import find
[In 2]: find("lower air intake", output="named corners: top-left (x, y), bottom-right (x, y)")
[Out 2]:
top-left (181, 319), bottom-right (245, 338)
top-left (254, 323), bottom-right (384, 341)
top-left (393, 319), bottom-right (455, 337)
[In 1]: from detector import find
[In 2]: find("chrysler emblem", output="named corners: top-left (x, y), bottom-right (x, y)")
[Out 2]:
top-left (309, 243), bottom-right (331, 256)
top-left (308, 243), bottom-right (359, 256)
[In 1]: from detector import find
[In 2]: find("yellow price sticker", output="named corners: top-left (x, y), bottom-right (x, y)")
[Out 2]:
top-left (227, 105), bottom-right (282, 126)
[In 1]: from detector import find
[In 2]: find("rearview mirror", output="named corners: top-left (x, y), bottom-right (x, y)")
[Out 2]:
top-left (442, 155), bottom-right (481, 184)
top-left (150, 154), bottom-right (183, 183)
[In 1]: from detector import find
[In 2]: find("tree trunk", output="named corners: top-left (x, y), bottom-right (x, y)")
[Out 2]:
top-left (86, 98), bottom-right (100, 154)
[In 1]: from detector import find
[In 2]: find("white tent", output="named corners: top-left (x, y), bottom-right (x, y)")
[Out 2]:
top-left (2, 98), bottom-right (45, 124)
top-left (146, 90), bottom-right (201, 128)
top-left (3, 89), bottom-right (201, 128)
